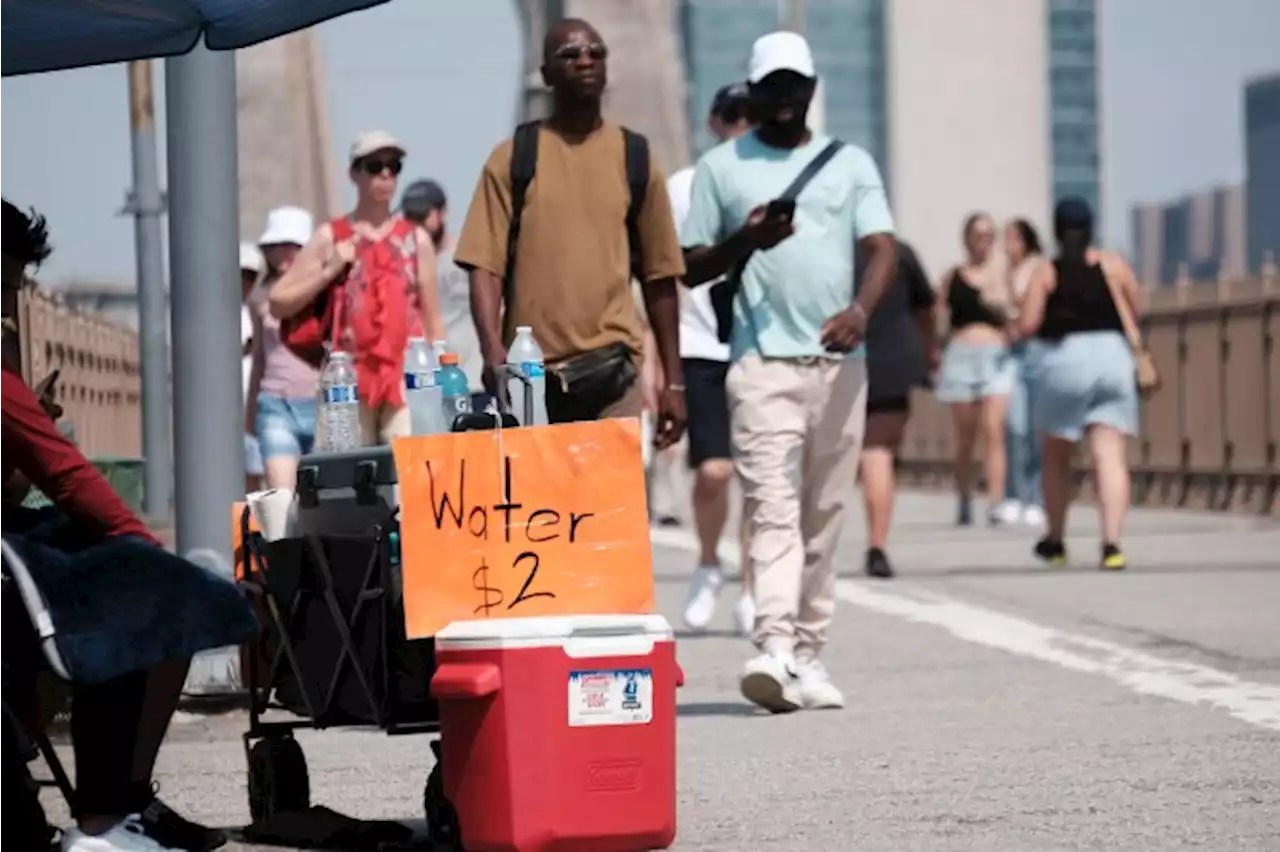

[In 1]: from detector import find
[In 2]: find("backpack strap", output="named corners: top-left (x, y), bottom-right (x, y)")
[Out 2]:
top-left (621, 127), bottom-right (649, 279)
top-left (503, 121), bottom-right (541, 339)
top-left (327, 217), bottom-right (354, 351)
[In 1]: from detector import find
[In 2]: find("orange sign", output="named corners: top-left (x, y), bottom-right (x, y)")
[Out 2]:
top-left (392, 419), bottom-right (654, 639)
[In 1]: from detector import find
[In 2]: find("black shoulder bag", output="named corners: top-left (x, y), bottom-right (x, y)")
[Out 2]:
top-left (504, 122), bottom-right (651, 420)
top-left (709, 139), bottom-right (845, 345)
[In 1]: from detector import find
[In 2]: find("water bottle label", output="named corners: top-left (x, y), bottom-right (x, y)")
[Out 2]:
top-left (324, 385), bottom-right (358, 404)
top-left (520, 360), bottom-right (546, 378)
top-left (405, 371), bottom-right (436, 390)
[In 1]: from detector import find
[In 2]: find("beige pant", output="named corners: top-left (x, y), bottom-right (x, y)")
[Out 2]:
top-left (726, 355), bottom-right (868, 657)
top-left (359, 403), bottom-right (410, 446)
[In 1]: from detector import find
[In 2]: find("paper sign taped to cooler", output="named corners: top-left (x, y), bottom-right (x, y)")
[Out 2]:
top-left (392, 419), bottom-right (655, 639)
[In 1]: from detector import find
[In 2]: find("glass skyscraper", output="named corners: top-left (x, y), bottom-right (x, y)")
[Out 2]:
top-left (680, 0), bottom-right (886, 167)
top-left (1047, 0), bottom-right (1102, 222)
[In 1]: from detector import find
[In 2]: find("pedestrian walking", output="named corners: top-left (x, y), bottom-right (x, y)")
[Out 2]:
top-left (681, 32), bottom-right (899, 712)
top-left (401, 178), bottom-right (484, 401)
top-left (246, 207), bottom-right (319, 489)
top-left (239, 242), bottom-right (265, 494)
top-left (269, 131), bottom-right (445, 445)
top-left (859, 239), bottom-right (938, 579)
top-left (935, 213), bottom-right (1016, 526)
top-left (669, 82), bottom-right (756, 635)
top-left (1018, 198), bottom-right (1145, 570)
top-left (453, 17), bottom-right (686, 443)
top-left (996, 218), bottom-right (1048, 527)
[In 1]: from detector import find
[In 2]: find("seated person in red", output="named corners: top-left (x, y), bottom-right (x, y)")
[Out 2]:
top-left (2, 200), bottom-right (257, 852)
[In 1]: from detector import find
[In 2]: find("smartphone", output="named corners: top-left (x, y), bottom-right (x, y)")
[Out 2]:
top-left (34, 369), bottom-right (60, 396)
top-left (765, 199), bottom-right (796, 221)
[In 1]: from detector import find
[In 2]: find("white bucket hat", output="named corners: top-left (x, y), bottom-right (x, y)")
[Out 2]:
top-left (258, 206), bottom-right (314, 248)
top-left (239, 242), bottom-right (263, 275)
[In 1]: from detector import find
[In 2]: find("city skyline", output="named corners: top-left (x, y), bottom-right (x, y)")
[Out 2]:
top-left (1, 0), bottom-right (1278, 285)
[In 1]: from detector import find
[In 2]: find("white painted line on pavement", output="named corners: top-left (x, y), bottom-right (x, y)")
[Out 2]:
top-left (650, 527), bottom-right (1280, 732)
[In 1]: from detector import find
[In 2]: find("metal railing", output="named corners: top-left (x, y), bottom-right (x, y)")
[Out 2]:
top-left (897, 275), bottom-right (1280, 516)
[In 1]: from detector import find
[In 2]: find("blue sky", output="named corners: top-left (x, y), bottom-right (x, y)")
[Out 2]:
top-left (2, 0), bottom-right (1278, 284)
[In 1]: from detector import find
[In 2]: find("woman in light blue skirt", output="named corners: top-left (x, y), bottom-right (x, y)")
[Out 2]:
top-left (1019, 198), bottom-right (1141, 570)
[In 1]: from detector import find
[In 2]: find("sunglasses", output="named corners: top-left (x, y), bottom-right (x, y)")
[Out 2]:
top-left (360, 158), bottom-right (403, 177)
top-left (554, 43), bottom-right (608, 62)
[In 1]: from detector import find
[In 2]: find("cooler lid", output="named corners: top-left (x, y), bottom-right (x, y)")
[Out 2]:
top-left (435, 614), bottom-right (673, 651)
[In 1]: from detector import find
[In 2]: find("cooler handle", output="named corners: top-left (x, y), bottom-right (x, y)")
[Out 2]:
top-left (431, 663), bottom-right (502, 699)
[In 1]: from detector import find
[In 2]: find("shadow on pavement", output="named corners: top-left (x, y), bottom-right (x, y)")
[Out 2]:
top-left (677, 701), bottom-right (762, 718)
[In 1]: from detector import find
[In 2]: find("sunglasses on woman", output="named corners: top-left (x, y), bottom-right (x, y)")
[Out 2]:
top-left (360, 157), bottom-right (403, 177)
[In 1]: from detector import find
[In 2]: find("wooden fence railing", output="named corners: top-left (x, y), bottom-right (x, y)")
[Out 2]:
top-left (898, 275), bottom-right (1280, 516)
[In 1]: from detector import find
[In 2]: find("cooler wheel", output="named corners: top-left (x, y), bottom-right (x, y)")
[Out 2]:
top-left (425, 741), bottom-right (462, 850)
top-left (247, 735), bottom-right (311, 822)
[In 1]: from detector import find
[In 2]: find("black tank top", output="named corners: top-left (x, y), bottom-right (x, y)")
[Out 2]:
top-left (1036, 259), bottom-right (1124, 341)
top-left (947, 270), bottom-right (1006, 330)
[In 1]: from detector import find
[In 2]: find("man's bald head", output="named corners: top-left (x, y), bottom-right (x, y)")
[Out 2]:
top-left (542, 18), bottom-right (602, 63)
top-left (540, 17), bottom-right (608, 104)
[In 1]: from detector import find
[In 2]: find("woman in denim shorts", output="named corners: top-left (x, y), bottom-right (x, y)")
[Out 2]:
top-left (246, 207), bottom-right (319, 490)
top-left (935, 213), bottom-right (1016, 526)
top-left (1018, 199), bottom-right (1140, 570)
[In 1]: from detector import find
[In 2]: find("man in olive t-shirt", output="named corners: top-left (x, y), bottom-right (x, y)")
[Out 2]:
top-left (454, 17), bottom-right (687, 444)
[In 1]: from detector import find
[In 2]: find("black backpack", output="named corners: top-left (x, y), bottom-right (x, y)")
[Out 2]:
top-left (502, 121), bottom-right (650, 334)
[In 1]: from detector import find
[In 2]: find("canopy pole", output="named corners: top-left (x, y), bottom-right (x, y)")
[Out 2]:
top-left (165, 44), bottom-right (243, 694)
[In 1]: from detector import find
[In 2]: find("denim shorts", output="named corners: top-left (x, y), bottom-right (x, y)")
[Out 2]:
top-left (244, 433), bottom-right (264, 476)
top-left (936, 341), bottom-right (1015, 403)
top-left (1030, 331), bottom-right (1139, 441)
top-left (256, 394), bottom-right (317, 460)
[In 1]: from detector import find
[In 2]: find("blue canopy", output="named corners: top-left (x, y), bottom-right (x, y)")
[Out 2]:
top-left (2, 0), bottom-right (389, 76)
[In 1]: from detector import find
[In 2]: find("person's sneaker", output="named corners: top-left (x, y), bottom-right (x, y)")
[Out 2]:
top-left (865, 547), bottom-right (894, 579)
top-left (1100, 543), bottom-right (1128, 571)
top-left (956, 498), bottom-right (973, 527)
top-left (61, 815), bottom-right (180, 852)
top-left (992, 500), bottom-right (1023, 526)
top-left (682, 565), bottom-right (723, 631)
top-left (141, 796), bottom-right (226, 852)
top-left (1021, 504), bottom-right (1047, 529)
top-left (739, 651), bottom-right (802, 714)
top-left (795, 657), bottom-right (845, 709)
top-left (732, 593), bottom-right (755, 637)
top-left (1033, 537), bottom-right (1068, 566)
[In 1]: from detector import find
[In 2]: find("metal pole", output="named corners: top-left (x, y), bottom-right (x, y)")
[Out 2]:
top-left (786, 0), bottom-right (805, 32)
top-left (127, 60), bottom-right (173, 520)
top-left (165, 44), bottom-right (243, 694)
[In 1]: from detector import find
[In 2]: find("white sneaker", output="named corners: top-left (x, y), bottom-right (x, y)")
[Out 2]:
top-left (795, 657), bottom-right (845, 709)
top-left (992, 500), bottom-right (1023, 526)
top-left (62, 815), bottom-right (180, 852)
top-left (1022, 504), bottom-right (1046, 528)
top-left (740, 650), bottom-right (802, 714)
top-left (732, 593), bottom-right (755, 637)
top-left (682, 565), bottom-right (723, 631)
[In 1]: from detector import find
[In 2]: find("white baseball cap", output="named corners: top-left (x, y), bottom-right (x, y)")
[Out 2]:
top-left (239, 242), bottom-right (263, 275)
top-left (349, 130), bottom-right (406, 163)
top-left (747, 31), bottom-right (816, 83)
top-left (258, 206), bottom-right (314, 248)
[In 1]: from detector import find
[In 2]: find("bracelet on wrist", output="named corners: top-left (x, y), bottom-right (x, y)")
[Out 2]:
top-left (667, 383), bottom-right (686, 392)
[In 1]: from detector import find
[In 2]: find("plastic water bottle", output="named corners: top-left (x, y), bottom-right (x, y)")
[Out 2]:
top-left (438, 352), bottom-right (473, 432)
top-left (404, 336), bottom-right (444, 435)
top-left (319, 351), bottom-right (361, 451)
top-left (507, 325), bottom-right (548, 426)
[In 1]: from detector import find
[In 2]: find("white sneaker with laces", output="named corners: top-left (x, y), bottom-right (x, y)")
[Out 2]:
top-left (62, 815), bottom-right (180, 852)
top-left (795, 657), bottom-right (845, 709)
top-left (739, 650), bottom-right (802, 713)
top-left (993, 500), bottom-right (1023, 526)
top-left (1021, 504), bottom-right (1046, 529)
top-left (682, 565), bottom-right (723, 631)
top-left (732, 593), bottom-right (755, 637)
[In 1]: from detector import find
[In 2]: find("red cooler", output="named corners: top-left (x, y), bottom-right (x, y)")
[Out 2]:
top-left (431, 614), bottom-right (680, 852)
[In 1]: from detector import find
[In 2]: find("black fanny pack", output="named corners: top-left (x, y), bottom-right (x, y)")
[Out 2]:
top-left (547, 342), bottom-right (636, 402)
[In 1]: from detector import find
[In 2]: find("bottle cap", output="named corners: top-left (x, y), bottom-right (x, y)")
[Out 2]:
top-left (439, 352), bottom-right (459, 365)
top-left (408, 336), bottom-right (426, 345)
top-left (515, 325), bottom-right (532, 334)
